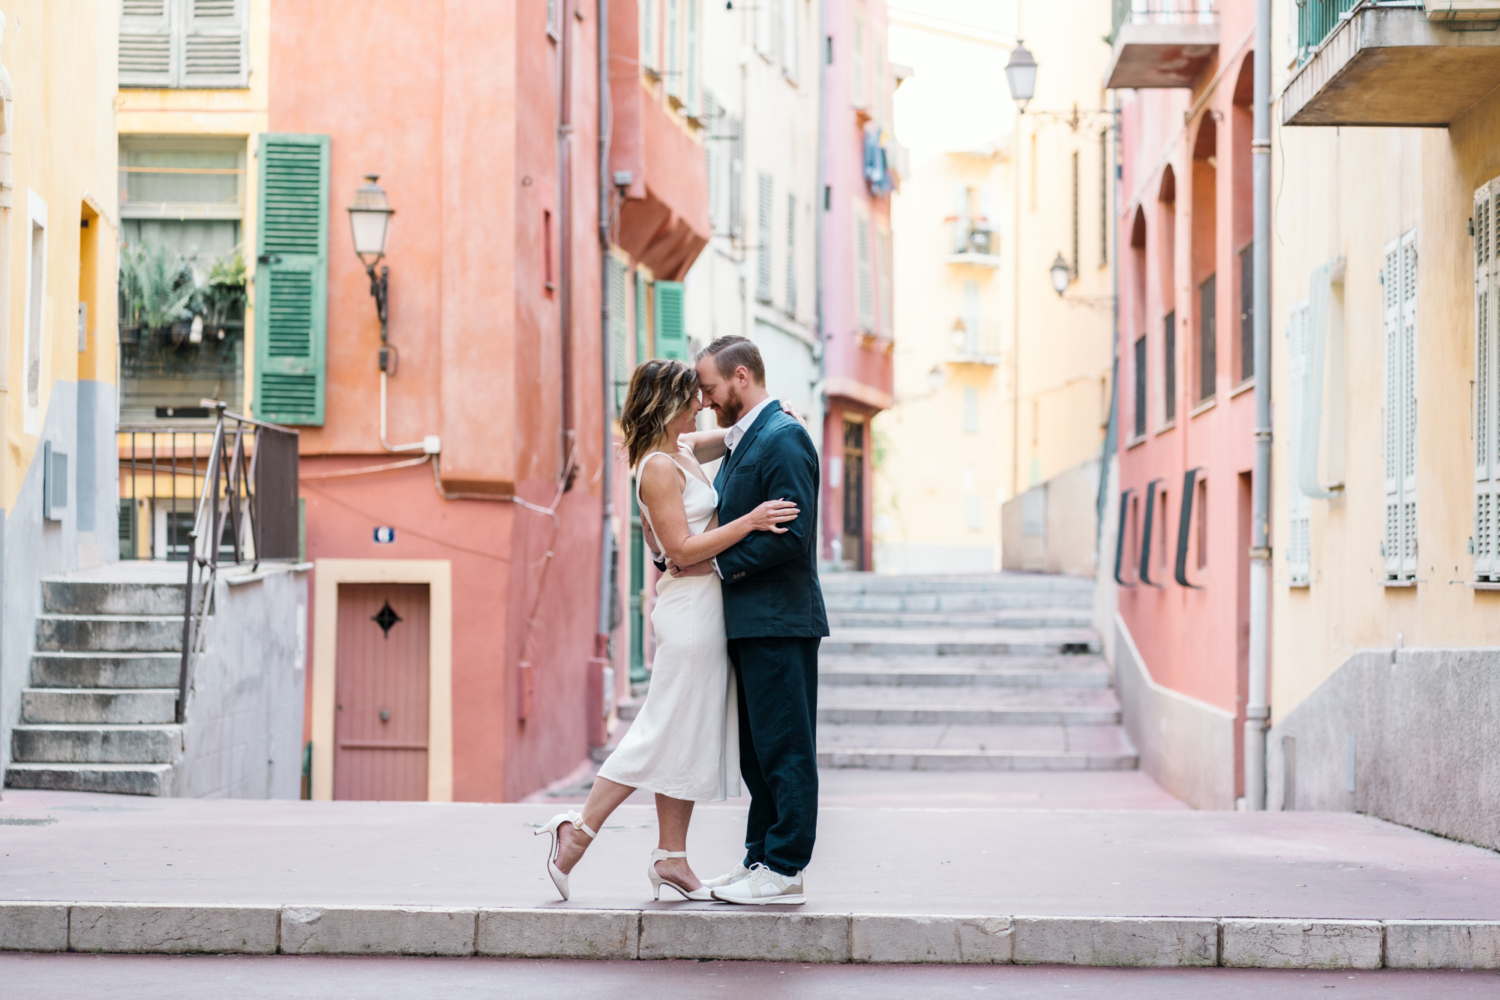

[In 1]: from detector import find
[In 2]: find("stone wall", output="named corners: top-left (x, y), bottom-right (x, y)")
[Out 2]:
top-left (1267, 647), bottom-right (1500, 850)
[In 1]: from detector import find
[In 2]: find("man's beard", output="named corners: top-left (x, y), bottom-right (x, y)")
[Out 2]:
top-left (716, 385), bottom-right (743, 427)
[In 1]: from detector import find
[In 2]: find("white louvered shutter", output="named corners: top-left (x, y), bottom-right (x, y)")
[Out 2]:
top-left (877, 227), bottom-right (892, 337)
top-left (756, 173), bottom-right (773, 303)
top-left (665, 0), bottom-right (681, 101)
top-left (182, 0), bottom-right (248, 88)
top-left (756, 0), bottom-right (773, 56)
top-left (856, 213), bottom-right (874, 330)
top-left (1477, 182), bottom-right (1500, 580)
top-left (641, 0), bottom-right (657, 73)
top-left (120, 0), bottom-right (175, 88)
top-left (781, 0), bottom-right (799, 82)
top-left (1383, 237), bottom-right (1403, 578)
top-left (852, 15), bottom-right (867, 110)
top-left (610, 257), bottom-right (629, 414)
top-left (685, 0), bottom-right (700, 117)
top-left (1287, 299), bottom-right (1311, 586)
top-left (1400, 231), bottom-right (1419, 578)
top-left (704, 93), bottom-right (721, 229)
top-left (728, 116), bottom-right (744, 240)
top-left (785, 193), bottom-right (797, 317)
top-left (953, 184), bottom-right (970, 253)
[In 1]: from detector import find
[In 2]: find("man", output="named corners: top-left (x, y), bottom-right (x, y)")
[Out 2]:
top-left (691, 335), bottom-right (827, 905)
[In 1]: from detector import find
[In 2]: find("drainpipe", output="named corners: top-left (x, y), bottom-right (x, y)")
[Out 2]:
top-left (559, 0), bottom-right (577, 480)
top-left (1246, 0), bottom-right (1272, 810)
top-left (595, 0), bottom-right (615, 666)
top-left (815, 0), bottom-right (829, 558)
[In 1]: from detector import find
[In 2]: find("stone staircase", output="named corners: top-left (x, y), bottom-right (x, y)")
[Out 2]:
top-left (817, 573), bottom-right (1137, 772)
top-left (5, 569), bottom-right (194, 796)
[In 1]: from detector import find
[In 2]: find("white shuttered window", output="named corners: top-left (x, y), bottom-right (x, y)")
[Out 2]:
top-left (1286, 299), bottom-right (1311, 586)
top-left (1383, 230), bottom-right (1418, 581)
top-left (855, 210), bottom-right (874, 330)
top-left (641, 0), bottom-right (658, 72)
top-left (120, 0), bottom-right (248, 89)
top-left (1474, 181), bottom-right (1500, 580)
top-left (756, 173), bottom-right (774, 304)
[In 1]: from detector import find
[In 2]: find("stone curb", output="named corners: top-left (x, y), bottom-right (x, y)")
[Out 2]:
top-left (3, 903), bottom-right (1499, 968)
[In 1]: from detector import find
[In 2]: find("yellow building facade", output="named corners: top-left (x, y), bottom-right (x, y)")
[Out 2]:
top-left (1, 0), bottom-right (123, 778)
top-left (876, 1), bottom-right (1114, 574)
top-left (1268, 4), bottom-right (1500, 849)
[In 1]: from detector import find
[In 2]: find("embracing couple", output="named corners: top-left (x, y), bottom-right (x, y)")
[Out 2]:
top-left (537, 335), bottom-right (827, 906)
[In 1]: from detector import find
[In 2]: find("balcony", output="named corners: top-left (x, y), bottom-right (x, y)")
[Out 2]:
top-left (1284, 3), bottom-right (1500, 127)
top-left (945, 222), bottom-right (1001, 267)
top-left (946, 318), bottom-right (1003, 365)
top-left (1104, 0), bottom-right (1219, 90)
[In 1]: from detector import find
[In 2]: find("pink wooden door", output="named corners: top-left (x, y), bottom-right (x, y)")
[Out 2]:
top-left (334, 583), bottom-right (430, 800)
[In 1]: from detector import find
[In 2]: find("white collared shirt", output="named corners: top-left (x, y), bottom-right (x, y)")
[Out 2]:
top-left (724, 397), bottom-right (775, 454)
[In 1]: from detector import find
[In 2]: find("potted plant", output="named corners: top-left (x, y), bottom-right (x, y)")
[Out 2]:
top-left (119, 242), bottom-right (195, 346)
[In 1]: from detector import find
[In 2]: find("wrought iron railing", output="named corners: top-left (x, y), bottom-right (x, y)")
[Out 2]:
top-left (1296, 0), bottom-right (1361, 62)
top-left (120, 403), bottom-right (299, 724)
top-left (1112, 0), bottom-right (1219, 38)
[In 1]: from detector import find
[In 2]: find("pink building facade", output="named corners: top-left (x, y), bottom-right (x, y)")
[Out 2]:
top-left (819, 0), bottom-right (897, 571)
top-left (1107, 0), bottom-right (1257, 809)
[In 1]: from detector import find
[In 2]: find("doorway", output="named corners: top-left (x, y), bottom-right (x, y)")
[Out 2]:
top-left (842, 418), bottom-right (866, 570)
top-left (334, 583), bottom-right (431, 800)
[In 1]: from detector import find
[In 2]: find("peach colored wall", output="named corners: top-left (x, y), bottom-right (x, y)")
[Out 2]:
top-left (1114, 12), bottom-right (1258, 797)
top-left (273, 0), bottom-right (610, 800)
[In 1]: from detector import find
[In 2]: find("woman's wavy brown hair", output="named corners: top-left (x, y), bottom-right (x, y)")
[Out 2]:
top-left (621, 359), bottom-right (700, 467)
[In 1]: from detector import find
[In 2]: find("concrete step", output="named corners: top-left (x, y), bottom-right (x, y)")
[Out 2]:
top-left (11, 723), bottom-right (182, 764)
top-left (818, 685), bottom-right (1121, 726)
top-left (30, 652), bottom-right (180, 689)
top-left (821, 666), bottom-right (1111, 688)
top-left (828, 609), bottom-right (1093, 630)
top-left (819, 573), bottom-right (1094, 596)
top-left (35, 615), bottom-right (186, 654)
top-left (20, 688), bottom-right (178, 725)
top-left (616, 696), bottom-right (644, 722)
top-left (817, 748), bottom-right (1139, 771)
top-left (823, 591), bottom-right (1093, 613)
top-left (42, 578), bottom-right (191, 616)
top-left (3, 761), bottom-right (174, 796)
top-left (824, 627), bottom-right (1100, 657)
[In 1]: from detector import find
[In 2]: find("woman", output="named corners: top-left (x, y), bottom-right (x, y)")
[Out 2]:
top-left (537, 359), bottom-right (799, 901)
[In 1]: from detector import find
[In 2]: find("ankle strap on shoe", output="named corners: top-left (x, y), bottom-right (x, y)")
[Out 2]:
top-left (651, 849), bottom-right (689, 859)
top-left (568, 812), bottom-right (598, 839)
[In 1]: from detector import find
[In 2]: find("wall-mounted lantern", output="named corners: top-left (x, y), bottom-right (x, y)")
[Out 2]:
top-left (347, 174), bottom-right (396, 369)
top-left (1005, 42), bottom-right (1038, 114)
top-left (1050, 253), bottom-right (1070, 297)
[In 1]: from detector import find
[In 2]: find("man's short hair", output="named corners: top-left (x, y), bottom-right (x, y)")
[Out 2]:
top-left (697, 335), bottom-right (766, 385)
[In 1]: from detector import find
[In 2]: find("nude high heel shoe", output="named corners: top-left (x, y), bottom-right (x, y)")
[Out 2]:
top-left (536, 811), bottom-right (596, 901)
top-left (648, 849), bottom-right (714, 901)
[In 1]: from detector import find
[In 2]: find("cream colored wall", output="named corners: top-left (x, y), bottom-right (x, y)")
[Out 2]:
top-left (114, 0), bottom-right (269, 413)
top-left (877, 151), bottom-right (1008, 571)
top-left (1270, 43), bottom-right (1500, 722)
top-left (877, 0), bottom-right (1113, 573)
top-left (2, 0), bottom-right (120, 511)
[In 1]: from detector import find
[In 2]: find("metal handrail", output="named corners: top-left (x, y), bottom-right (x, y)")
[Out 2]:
top-left (1112, 0), bottom-right (1220, 37)
top-left (174, 401), bottom-right (299, 725)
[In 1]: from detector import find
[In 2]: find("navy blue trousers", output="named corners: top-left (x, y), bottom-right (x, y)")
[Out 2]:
top-left (729, 636), bottom-right (820, 876)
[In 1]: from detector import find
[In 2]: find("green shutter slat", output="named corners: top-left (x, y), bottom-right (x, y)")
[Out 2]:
top-left (254, 133), bottom-right (329, 426)
top-left (655, 280), bottom-right (688, 361)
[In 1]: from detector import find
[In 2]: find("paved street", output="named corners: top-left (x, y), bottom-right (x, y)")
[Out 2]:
top-left (2, 953), bottom-right (1497, 999)
top-left (2, 788), bottom-right (1497, 918)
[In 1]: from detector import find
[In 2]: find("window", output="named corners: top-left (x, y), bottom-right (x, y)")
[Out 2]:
top-left (1196, 477), bottom-right (1208, 571)
top-left (1287, 298), bottom-right (1312, 586)
top-left (785, 193), bottom-right (797, 317)
top-left (1159, 484), bottom-right (1170, 574)
top-left (1475, 180), bottom-right (1500, 581)
top-left (119, 0), bottom-right (249, 90)
top-left (547, 0), bottom-right (560, 39)
top-left (756, 172), bottom-right (773, 304)
top-left (665, 0), bottom-right (681, 102)
top-left (855, 208), bottom-right (873, 330)
top-left (781, 0), bottom-right (799, 82)
top-left (23, 190), bottom-right (46, 435)
top-left (684, 0), bottom-right (701, 117)
top-left (852, 14), bottom-right (867, 110)
top-left (965, 495), bottom-right (983, 532)
top-left (1198, 274), bottom-right (1216, 403)
top-left (1071, 151), bottom-right (1080, 280)
top-left (1100, 130), bottom-right (1109, 268)
top-left (877, 225), bottom-right (893, 336)
top-left (1163, 311), bottom-right (1177, 422)
top-left (609, 257), bottom-right (628, 413)
top-left (962, 386), bottom-right (979, 433)
top-left (1240, 243), bottom-right (1255, 382)
top-left (641, 0), bottom-right (657, 73)
top-left (655, 281), bottom-right (689, 361)
top-left (728, 115), bottom-right (744, 239)
top-left (962, 280), bottom-right (980, 354)
top-left (1383, 230), bottom-right (1418, 581)
top-left (1133, 334), bottom-right (1147, 440)
top-left (756, 0), bottom-right (774, 57)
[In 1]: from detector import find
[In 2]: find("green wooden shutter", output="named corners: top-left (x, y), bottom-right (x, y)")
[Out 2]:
top-left (254, 134), bottom-right (329, 426)
top-left (635, 271), bottom-right (649, 361)
top-left (655, 280), bottom-right (688, 361)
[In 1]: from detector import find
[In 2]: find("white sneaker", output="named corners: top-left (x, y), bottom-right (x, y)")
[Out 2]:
top-left (710, 863), bottom-right (806, 905)
top-left (701, 862), bottom-right (752, 889)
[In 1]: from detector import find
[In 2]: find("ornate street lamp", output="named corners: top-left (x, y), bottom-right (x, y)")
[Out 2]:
top-left (347, 174), bottom-right (396, 368)
top-left (1004, 41), bottom-right (1038, 114)
top-left (1050, 253), bottom-right (1071, 296)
